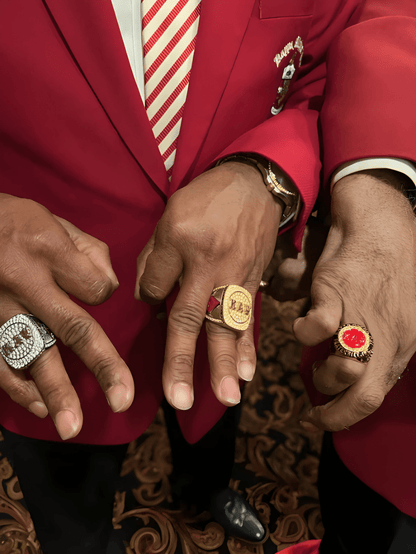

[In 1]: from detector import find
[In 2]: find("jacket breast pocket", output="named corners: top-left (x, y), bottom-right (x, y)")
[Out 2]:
top-left (259, 0), bottom-right (314, 19)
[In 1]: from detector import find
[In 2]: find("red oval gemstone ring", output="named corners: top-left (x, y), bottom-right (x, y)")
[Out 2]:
top-left (332, 324), bottom-right (373, 363)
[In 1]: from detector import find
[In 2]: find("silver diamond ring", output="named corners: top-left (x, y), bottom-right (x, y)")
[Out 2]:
top-left (0, 314), bottom-right (56, 370)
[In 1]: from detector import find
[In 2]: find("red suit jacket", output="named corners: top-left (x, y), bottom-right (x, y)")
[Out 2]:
top-left (301, 0), bottom-right (416, 519)
top-left (0, 0), bottom-right (358, 446)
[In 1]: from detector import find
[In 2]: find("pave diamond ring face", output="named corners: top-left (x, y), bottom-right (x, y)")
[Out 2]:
top-left (332, 323), bottom-right (374, 363)
top-left (0, 314), bottom-right (56, 370)
top-left (205, 285), bottom-right (252, 331)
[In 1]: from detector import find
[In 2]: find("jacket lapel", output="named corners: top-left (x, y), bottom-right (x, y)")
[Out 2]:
top-left (170, 0), bottom-right (256, 193)
top-left (42, 0), bottom-right (169, 195)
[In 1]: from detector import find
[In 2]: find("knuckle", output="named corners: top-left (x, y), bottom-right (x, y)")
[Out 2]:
top-left (0, 198), bottom-right (38, 240)
top-left (96, 239), bottom-right (110, 254)
top-left (91, 355), bottom-right (119, 384)
top-left (41, 384), bottom-right (66, 406)
top-left (139, 281), bottom-right (167, 303)
top-left (29, 225), bottom-right (68, 258)
top-left (0, 260), bottom-right (29, 291)
top-left (60, 316), bottom-right (96, 353)
top-left (169, 307), bottom-right (202, 335)
top-left (314, 312), bottom-right (338, 336)
top-left (243, 278), bottom-right (258, 295)
top-left (207, 323), bottom-right (235, 338)
top-left (6, 380), bottom-right (33, 404)
top-left (353, 391), bottom-right (383, 416)
top-left (96, 241), bottom-right (115, 264)
top-left (91, 238), bottom-right (112, 259)
top-left (85, 277), bottom-right (115, 305)
top-left (212, 351), bottom-right (236, 371)
top-left (168, 354), bottom-right (194, 371)
top-left (385, 360), bottom-right (406, 386)
top-left (207, 234), bottom-right (236, 259)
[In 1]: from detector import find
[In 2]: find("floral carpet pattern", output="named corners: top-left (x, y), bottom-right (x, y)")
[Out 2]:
top-left (0, 295), bottom-right (324, 553)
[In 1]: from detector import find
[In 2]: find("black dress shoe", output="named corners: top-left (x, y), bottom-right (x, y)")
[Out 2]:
top-left (210, 488), bottom-right (266, 542)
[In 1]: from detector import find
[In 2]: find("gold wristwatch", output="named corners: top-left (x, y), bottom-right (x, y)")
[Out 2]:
top-left (216, 153), bottom-right (302, 228)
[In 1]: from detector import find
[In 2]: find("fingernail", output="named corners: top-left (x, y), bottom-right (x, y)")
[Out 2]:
top-left (220, 376), bottom-right (241, 405)
top-left (299, 420), bottom-right (320, 433)
top-left (55, 410), bottom-right (79, 441)
top-left (106, 384), bottom-right (131, 413)
top-left (170, 382), bottom-right (193, 410)
top-left (238, 361), bottom-right (255, 382)
top-left (28, 401), bottom-right (48, 419)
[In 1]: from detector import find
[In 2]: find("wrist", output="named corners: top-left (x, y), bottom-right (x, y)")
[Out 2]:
top-left (333, 171), bottom-right (415, 229)
top-left (216, 153), bottom-right (301, 228)
top-left (216, 159), bottom-right (284, 218)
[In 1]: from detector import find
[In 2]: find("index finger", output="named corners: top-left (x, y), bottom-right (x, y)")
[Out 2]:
top-left (163, 273), bottom-right (214, 410)
top-left (23, 282), bottom-right (135, 414)
top-left (29, 345), bottom-right (83, 440)
top-left (302, 363), bottom-right (388, 432)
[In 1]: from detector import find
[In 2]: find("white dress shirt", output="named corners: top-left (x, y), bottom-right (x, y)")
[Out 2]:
top-left (110, 0), bottom-right (416, 189)
top-left (332, 158), bottom-right (416, 188)
top-left (111, 0), bottom-right (145, 101)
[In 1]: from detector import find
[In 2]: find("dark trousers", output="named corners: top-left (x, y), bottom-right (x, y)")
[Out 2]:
top-left (163, 400), bottom-right (240, 511)
top-left (319, 432), bottom-right (416, 554)
top-left (0, 425), bottom-right (128, 554)
top-left (0, 403), bottom-right (239, 554)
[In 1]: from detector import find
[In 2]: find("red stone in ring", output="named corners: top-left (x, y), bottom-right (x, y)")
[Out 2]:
top-left (342, 329), bottom-right (366, 349)
top-left (332, 323), bottom-right (373, 363)
top-left (207, 296), bottom-right (220, 313)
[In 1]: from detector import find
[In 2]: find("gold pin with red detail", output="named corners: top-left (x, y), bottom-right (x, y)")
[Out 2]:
top-left (332, 324), bottom-right (374, 363)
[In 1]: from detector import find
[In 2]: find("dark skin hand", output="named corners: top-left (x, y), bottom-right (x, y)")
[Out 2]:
top-left (0, 194), bottom-right (134, 440)
top-left (135, 162), bottom-right (284, 410)
top-left (293, 170), bottom-right (416, 431)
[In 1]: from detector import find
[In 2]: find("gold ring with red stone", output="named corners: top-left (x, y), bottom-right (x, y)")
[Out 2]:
top-left (331, 323), bottom-right (374, 363)
top-left (205, 285), bottom-right (252, 331)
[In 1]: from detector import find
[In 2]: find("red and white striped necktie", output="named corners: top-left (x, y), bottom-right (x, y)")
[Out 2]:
top-left (141, 0), bottom-right (201, 178)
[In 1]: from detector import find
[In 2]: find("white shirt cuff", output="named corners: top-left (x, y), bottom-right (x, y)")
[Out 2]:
top-left (331, 158), bottom-right (416, 190)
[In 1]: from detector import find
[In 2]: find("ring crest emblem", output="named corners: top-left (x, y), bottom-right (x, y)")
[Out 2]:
top-left (332, 324), bottom-right (373, 363)
top-left (206, 285), bottom-right (252, 331)
top-left (0, 314), bottom-right (56, 370)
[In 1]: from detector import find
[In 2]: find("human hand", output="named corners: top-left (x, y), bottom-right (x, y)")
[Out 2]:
top-left (261, 218), bottom-right (328, 302)
top-left (135, 162), bottom-right (283, 410)
top-left (293, 171), bottom-right (416, 431)
top-left (0, 195), bottom-right (134, 440)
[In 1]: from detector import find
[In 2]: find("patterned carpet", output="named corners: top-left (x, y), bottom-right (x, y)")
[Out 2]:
top-left (0, 295), bottom-right (324, 553)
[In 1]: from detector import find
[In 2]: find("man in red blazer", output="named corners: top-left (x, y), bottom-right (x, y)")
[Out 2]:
top-left (0, 0), bottom-right (379, 552)
top-left (270, 2), bottom-right (416, 552)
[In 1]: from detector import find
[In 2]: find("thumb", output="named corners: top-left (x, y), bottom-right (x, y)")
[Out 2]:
top-left (293, 276), bottom-right (342, 346)
top-left (134, 229), bottom-right (158, 301)
top-left (55, 215), bottom-right (119, 287)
